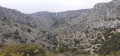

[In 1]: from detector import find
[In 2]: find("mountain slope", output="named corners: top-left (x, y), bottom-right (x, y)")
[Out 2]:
top-left (0, 17), bottom-right (50, 47)
top-left (0, 0), bottom-right (120, 53)
top-left (48, 0), bottom-right (120, 52)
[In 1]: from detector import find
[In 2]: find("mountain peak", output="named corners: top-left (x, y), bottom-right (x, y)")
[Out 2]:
top-left (113, 0), bottom-right (120, 1)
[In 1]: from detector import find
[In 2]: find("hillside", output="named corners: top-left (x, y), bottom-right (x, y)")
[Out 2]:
top-left (0, 0), bottom-right (120, 55)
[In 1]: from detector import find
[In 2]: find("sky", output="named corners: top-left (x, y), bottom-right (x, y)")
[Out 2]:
top-left (0, 0), bottom-right (112, 14)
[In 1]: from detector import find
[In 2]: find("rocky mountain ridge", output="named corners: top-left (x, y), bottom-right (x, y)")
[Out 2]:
top-left (0, 0), bottom-right (120, 53)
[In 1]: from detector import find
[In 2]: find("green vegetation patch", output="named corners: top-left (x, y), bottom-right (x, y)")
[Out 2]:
top-left (0, 44), bottom-right (46, 56)
top-left (97, 28), bottom-right (120, 56)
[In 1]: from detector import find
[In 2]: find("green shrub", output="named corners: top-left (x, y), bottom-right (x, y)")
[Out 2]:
top-left (2, 34), bottom-right (11, 38)
top-left (74, 39), bottom-right (80, 44)
top-left (2, 39), bottom-right (6, 42)
top-left (97, 28), bottom-right (120, 55)
top-left (74, 50), bottom-right (90, 55)
top-left (2, 17), bottom-right (7, 21)
top-left (20, 40), bottom-right (26, 43)
top-left (25, 38), bottom-right (28, 40)
top-left (14, 24), bottom-right (18, 26)
top-left (13, 36), bottom-right (21, 39)
top-left (14, 30), bottom-right (19, 35)
top-left (58, 47), bottom-right (66, 53)
top-left (31, 40), bottom-right (35, 43)
top-left (27, 29), bottom-right (31, 33)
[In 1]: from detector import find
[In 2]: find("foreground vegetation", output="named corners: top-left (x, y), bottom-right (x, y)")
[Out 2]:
top-left (0, 44), bottom-right (46, 56)
top-left (0, 44), bottom-right (91, 56)
top-left (0, 44), bottom-right (119, 56)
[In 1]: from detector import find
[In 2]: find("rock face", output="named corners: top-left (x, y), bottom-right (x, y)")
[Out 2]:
top-left (0, 0), bottom-right (120, 52)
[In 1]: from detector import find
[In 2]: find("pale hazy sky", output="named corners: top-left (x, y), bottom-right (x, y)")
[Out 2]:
top-left (0, 0), bottom-right (112, 13)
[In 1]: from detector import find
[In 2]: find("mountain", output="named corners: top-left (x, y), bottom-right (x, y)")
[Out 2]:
top-left (50, 0), bottom-right (120, 52)
top-left (0, 6), bottom-right (90, 30)
top-left (0, 0), bottom-right (120, 54)
top-left (29, 9), bottom-right (90, 30)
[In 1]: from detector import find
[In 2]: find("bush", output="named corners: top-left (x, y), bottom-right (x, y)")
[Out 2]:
top-left (13, 30), bottom-right (19, 35)
top-left (74, 50), bottom-right (90, 54)
top-left (58, 47), bottom-right (66, 53)
top-left (31, 40), bottom-right (35, 43)
top-left (58, 46), bottom-right (70, 53)
top-left (20, 40), bottom-right (26, 43)
top-left (74, 39), bottom-right (80, 44)
top-left (2, 34), bottom-right (11, 38)
top-left (2, 17), bottom-right (7, 21)
top-left (14, 24), bottom-right (18, 26)
top-left (27, 29), bottom-right (31, 33)
top-left (13, 36), bottom-right (21, 39)
top-left (2, 39), bottom-right (6, 42)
